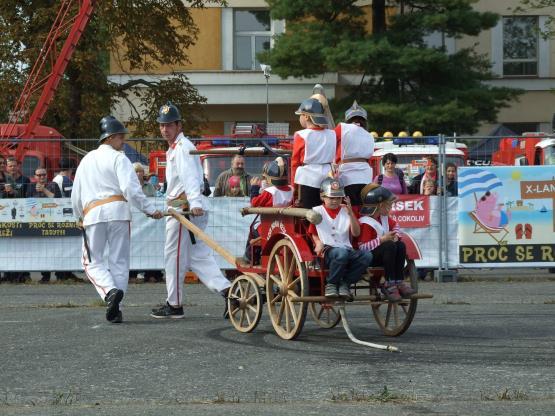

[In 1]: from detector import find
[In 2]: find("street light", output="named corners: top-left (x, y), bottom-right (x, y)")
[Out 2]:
top-left (260, 64), bottom-right (271, 133)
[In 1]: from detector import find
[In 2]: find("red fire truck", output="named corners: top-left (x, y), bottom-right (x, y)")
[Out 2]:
top-left (491, 132), bottom-right (555, 166)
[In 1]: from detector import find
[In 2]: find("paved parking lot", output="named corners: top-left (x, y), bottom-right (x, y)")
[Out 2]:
top-left (0, 278), bottom-right (554, 415)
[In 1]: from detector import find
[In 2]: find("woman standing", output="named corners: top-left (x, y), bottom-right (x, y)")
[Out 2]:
top-left (409, 155), bottom-right (438, 194)
top-left (373, 153), bottom-right (407, 195)
top-left (444, 163), bottom-right (458, 196)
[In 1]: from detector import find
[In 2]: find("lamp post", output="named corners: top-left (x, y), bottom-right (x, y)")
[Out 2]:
top-left (260, 64), bottom-right (271, 133)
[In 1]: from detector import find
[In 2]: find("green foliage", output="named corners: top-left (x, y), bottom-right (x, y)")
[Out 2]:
top-left (0, 0), bottom-right (221, 138)
top-left (120, 72), bottom-right (207, 138)
top-left (263, 0), bottom-right (522, 134)
top-left (515, 0), bottom-right (555, 38)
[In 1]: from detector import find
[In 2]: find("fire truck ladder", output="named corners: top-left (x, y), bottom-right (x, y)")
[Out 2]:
top-left (0, 0), bottom-right (96, 158)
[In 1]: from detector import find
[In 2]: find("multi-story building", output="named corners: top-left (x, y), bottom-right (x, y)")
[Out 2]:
top-left (108, 1), bottom-right (555, 137)
top-left (463, 1), bottom-right (555, 135)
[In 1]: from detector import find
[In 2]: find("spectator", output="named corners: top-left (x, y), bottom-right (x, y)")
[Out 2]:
top-left (213, 155), bottom-right (251, 197)
top-left (133, 163), bottom-right (156, 197)
top-left (4, 157), bottom-right (30, 198)
top-left (26, 167), bottom-right (62, 198)
top-left (51, 159), bottom-right (83, 283)
top-left (226, 175), bottom-right (245, 197)
top-left (130, 162), bottom-right (164, 283)
top-left (52, 158), bottom-right (74, 197)
top-left (373, 153), bottom-right (407, 195)
top-left (444, 162), bottom-right (458, 196)
top-left (2, 158), bottom-right (31, 283)
top-left (0, 154), bottom-right (7, 199)
top-left (408, 155), bottom-right (438, 194)
top-left (26, 167), bottom-right (73, 283)
top-left (422, 178), bottom-right (437, 196)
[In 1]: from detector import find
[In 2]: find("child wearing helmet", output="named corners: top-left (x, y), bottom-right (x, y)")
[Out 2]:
top-left (291, 98), bottom-right (336, 209)
top-left (244, 157), bottom-right (294, 263)
top-left (308, 177), bottom-right (373, 299)
top-left (334, 100), bottom-right (375, 207)
top-left (249, 157), bottom-right (293, 206)
top-left (357, 183), bottom-right (417, 302)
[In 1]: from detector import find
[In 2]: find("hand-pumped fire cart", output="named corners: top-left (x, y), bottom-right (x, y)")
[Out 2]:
top-left (168, 186), bottom-right (432, 352)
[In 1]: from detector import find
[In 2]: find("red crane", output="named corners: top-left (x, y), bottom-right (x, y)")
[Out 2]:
top-left (0, 0), bottom-right (96, 163)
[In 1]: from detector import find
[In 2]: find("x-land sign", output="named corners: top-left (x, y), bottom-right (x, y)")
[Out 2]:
top-left (520, 180), bottom-right (555, 231)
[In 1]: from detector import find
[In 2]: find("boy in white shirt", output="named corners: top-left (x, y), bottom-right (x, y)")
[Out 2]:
top-left (308, 177), bottom-right (373, 298)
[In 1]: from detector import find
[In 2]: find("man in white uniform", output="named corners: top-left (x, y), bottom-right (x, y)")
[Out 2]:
top-left (151, 102), bottom-right (231, 319)
top-left (72, 116), bottom-right (163, 323)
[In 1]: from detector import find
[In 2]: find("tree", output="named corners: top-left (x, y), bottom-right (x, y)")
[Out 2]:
top-left (516, 1), bottom-right (555, 36)
top-left (0, 0), bottom-right (221, 140)
top-left (261, 0), bottom-right (522, 135)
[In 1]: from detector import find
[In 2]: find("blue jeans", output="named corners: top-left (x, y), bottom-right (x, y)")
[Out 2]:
top-left (324, 247), bottom-right (373, 285)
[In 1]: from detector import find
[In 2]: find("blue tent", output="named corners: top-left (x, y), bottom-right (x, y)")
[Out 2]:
top-left (123, 143), bottom-right (149, 165)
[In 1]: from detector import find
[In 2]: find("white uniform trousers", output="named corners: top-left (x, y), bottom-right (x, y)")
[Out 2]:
top-left (164, 212), bottom-right (230, 306)
top-left (82, 220), bottom-right (130, 301)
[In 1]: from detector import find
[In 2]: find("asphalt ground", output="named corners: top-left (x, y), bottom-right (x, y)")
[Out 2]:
top-left (0, 277), bottom-right (554, 416)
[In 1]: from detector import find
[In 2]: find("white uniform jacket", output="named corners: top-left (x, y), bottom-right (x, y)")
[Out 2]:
top-left (264, 185), bottom-right (294, 207)
top-left (165, 133), bottom-right (207, 210)
top-left (72, 144), bottom-right (156, 226)
top-left (312, 205), bottom-right (353, 249)
top-left (336, 123), bottom-right (374, 186)
top-left (293, 128), bottom-right (336, 188)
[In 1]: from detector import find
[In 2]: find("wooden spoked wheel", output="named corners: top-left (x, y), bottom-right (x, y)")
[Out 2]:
top-left (309, 302), bottom-right (341, 329)
top-left (371, 260), bottom-right (418, 337)
top-left (228, 274), bottom-right (262, 333)
top-left (265, 239), bottom-right (308, 340)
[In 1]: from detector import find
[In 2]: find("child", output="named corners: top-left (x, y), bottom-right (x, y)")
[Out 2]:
top-left (291, 98), bottom-right (336, 209)
top-left (357, 183), bottom-right (416, 302)
top-left (422, 178), bottom-right (437, 196)
top-left (244, 157), bottom-right (294, 262)
top-left (227, 175), bottom-right (244, 196)
top-left (309, 177), bottom-right (373, 299)
top-left (250, 157), bottom-right (293, 207)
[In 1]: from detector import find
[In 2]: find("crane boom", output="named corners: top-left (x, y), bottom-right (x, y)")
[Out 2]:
top-left (0, 0), bottom-right (96, 158)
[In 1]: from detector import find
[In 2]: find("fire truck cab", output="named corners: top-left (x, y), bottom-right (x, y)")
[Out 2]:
top-left (370, 137), bottom-right (467, 184)
top-left (491, 132), bottom-right (555, 166)
top-left (532, 137), bottom-right (555, 165)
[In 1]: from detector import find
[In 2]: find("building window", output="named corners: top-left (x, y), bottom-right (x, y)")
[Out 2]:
top-left (234, 10), bottom-right (271, 70)
top-left (503, 16), bottom-right (538, 76)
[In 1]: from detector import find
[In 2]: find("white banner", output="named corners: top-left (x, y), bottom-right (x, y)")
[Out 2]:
top-left (0, 197), bottom-right (458, 271)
